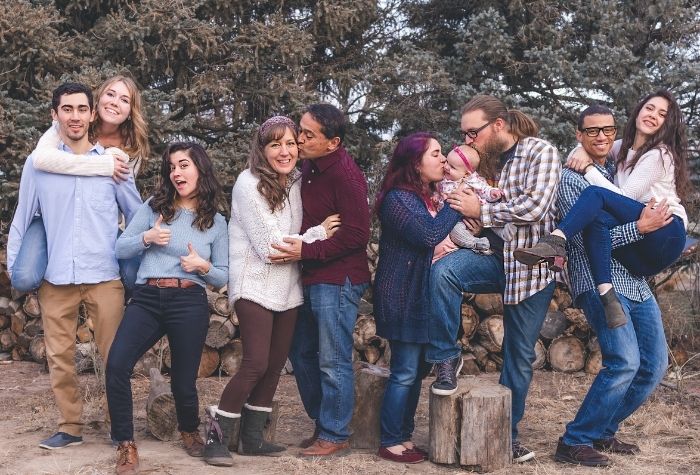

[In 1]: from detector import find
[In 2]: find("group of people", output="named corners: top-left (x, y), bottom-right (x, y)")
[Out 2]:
top-left (5, 74), bottom-right (688, 473)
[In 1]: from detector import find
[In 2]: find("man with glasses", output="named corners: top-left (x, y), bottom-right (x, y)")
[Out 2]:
top-left (553, 104), bottom-right (670, 466)
top-left (428, 94), bottom-right (560, 462)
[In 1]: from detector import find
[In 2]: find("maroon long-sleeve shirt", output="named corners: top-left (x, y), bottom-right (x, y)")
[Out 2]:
top-left (300, 146), bottom-right (371, 286)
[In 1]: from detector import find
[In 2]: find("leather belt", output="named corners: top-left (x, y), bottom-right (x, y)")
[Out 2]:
top-left (145, 278), bottom-right (198, 289)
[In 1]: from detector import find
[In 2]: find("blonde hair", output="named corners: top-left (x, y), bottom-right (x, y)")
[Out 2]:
top-left (91, 75), bottom-right (150, 174)
top-left (461, 95), bottom-right (539, 139)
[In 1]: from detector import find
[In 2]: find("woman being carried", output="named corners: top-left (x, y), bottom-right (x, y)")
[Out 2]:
top-left (203, 116), bottom-right (339, 467)
top-left (11, 74), bottom-right (149, 292)
top-left (515, 90), bottom-right (689, 328)
top-left (106, 142), bottom-right (228, 474)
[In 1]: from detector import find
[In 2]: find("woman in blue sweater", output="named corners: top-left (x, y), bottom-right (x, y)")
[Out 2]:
top-left (374, 132), bottom-right (462, 463)
top-left (106, 142), bottom-right (228, 474)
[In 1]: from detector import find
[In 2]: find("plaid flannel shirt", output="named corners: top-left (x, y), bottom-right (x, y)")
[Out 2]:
top-left (481, 137), bottom-right (560, 305)
top-left (557, 159), bottom-right (652, 302)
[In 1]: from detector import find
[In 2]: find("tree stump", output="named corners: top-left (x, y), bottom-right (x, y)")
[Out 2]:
top-left (460, 353), bottom-right (481, 375)
top-left (548, 335), bottom-right (586, 373)
top-left (146, 368), bottom-right (178, 441)
top-left (23, 318), bottom-right (43, 337)
top-left (75, 342), bottom-right (99, 373)
top-left (349, 362), bottom-right (389, 449)
top-left (353, 315), bottom-right (376, 350)
top-left (220, 339), bottom-right (243, 376)
top-left (460, 383), bottom-right (512, 472)
top-left (429, 378), bottom-right (512, 472)
top-left (539, 310), bottom-right (568, 340)
top-left (0, 314), bottom-right (9, 331)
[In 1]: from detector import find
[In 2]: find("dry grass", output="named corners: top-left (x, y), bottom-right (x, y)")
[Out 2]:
top-left (2, 361), bottom-right (699, 475)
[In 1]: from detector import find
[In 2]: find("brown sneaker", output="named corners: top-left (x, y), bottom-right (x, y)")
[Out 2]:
top-left (299, 427), bottom-right (320, 448)
top-left (593, 437), bottom-right (640, 455)
top-left (181, 430), bottom-right (205, 457)
top-left (116, 441), bottom-right (139, 475)
top-left (300, 439), bottom-right (350, 457)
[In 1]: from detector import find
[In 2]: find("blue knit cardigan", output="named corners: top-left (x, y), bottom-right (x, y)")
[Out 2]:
top-left (373, 188), bottom-right (462, 343)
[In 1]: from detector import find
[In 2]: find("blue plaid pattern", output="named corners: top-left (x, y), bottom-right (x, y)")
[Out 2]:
top-left (556, 160), bottom-right (652, 302)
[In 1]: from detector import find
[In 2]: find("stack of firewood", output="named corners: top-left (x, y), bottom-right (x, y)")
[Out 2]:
top-left (0, 246), bottom-right (602, 377)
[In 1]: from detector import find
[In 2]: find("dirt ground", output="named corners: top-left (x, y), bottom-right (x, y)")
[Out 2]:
top-left (1, 361), bottom-right (699, 475)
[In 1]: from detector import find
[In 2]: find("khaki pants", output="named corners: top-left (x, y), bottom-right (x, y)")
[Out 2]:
top-left (38, 280), bottom-right (124, 436)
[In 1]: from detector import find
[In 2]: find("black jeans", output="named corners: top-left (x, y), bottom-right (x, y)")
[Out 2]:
top-left (106, 284), bottom-right (209, 442)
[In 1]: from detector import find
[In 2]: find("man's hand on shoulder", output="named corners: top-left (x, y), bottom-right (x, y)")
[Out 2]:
top-left (637, 197), bottom-right (672, 234)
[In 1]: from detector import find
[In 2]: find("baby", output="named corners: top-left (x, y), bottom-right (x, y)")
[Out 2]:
top-left (440, 144), bottom-right (516, 252)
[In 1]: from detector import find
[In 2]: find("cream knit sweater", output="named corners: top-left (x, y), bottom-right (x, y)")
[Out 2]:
top-left (584, 140), bottom-right (687, 228)
top-left (228, 168), bottom-right (326, 311)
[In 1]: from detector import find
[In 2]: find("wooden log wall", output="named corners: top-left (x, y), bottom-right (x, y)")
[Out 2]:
top-left (0, 244), bottom-right (607, 378)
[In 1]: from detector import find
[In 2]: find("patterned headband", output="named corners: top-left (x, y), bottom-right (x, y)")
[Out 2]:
top-left (259, 115), bottom-right (297, 137)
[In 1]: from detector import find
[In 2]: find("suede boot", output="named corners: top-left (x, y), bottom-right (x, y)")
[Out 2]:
top-left (239, 404), bottom-right (285, 456)
top-left (202, 406), bottom-right (239, 467)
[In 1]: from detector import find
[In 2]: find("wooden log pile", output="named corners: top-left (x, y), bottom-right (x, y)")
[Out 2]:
top-left (0, 244), bottom-right (602, 378)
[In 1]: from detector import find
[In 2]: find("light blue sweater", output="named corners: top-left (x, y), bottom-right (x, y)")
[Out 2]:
top-left (116, 198), bottom-right (228, 288)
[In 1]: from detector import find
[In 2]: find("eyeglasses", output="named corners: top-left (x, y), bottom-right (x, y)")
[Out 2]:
top-left (462, 120), bottom-right (493, 140)
top-left (580, 126), bottom-right (617, 137)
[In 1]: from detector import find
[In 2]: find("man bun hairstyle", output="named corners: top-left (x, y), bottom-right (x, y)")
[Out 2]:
top-left (461, 95), bottom-right (539, 139)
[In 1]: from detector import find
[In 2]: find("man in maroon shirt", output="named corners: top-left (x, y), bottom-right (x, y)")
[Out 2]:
top-left (271, 104), bottom-right (370, 457)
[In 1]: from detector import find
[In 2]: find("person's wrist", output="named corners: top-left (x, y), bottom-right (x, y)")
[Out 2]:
top-left (142, 233), bottom-right (151, 246)
top-left (636, 219), bottom-right (647, 235)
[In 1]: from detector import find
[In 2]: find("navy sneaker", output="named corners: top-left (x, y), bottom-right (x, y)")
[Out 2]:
top-left (39, 432), bottom-right (84, 450)
top-left (430, 356), bottom-right (463, 396)
top-left (513, 440), bottom-right (536, 463)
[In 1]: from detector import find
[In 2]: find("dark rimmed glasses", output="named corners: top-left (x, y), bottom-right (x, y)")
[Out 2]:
top-left (580, 126), bottom-right (617, 137)
top-left (462, 120), bottom-right (493, 140)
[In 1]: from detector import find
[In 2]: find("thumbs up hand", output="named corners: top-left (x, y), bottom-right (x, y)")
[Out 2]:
top-left (180, 242), bottom-right (211, 274)
top-left (143, 214), bottom-right (171, 246)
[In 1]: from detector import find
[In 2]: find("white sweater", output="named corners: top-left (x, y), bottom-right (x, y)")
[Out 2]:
top-left (228, 169), bottom-right (326, 311)
top-left (584, 140), bottom-right (687, 228)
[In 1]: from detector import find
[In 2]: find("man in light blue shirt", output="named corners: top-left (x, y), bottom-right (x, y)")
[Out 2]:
top-left (7, 83), bottom-right (142, 450)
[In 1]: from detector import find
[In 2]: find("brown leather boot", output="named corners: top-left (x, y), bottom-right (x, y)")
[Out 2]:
top-left (181, 430), bottom-right (205, 457)
top-left (299, 427), bottom-right (320, 448)
top-left (300, 439), bottom-right (350, 457)
top-left (115, 441), bottom-right (139, 475)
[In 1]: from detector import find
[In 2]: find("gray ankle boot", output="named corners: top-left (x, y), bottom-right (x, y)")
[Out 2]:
top-left (239, 404), bottom-right (285, 456)
top-left (203, 406), bottom-right (240, 467)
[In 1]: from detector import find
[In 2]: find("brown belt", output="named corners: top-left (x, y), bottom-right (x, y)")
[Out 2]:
top-left (145, 278), bottom-right (198, 289)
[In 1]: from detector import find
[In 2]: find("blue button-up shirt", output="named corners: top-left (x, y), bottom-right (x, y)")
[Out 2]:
top-left (7, 142), bottom-right (143, 285)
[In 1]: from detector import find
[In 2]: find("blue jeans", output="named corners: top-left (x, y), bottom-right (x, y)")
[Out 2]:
top-left (563, 290), bottom-right (667, 446)
top-left (288, 278), bottom-right (368, 443)
top-left (379, 340), bottom-right (431, 447)
top-left (428, 248), bottom-right (554, 440)
top-left (106, 284), bottom-right (209, 442)
top-left (559, 186), bottom-right (686, 284)
top-left (11, 216), bottom-right (140, 293)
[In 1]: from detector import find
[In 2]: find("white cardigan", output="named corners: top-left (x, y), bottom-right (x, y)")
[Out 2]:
top-left (228, 168), bottom-right (325, 311)
top-left (584, 140), bottom-right (687, 228)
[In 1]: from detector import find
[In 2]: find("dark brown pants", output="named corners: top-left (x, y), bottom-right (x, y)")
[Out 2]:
top-left (218, 299), bottom-right (298, 412)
